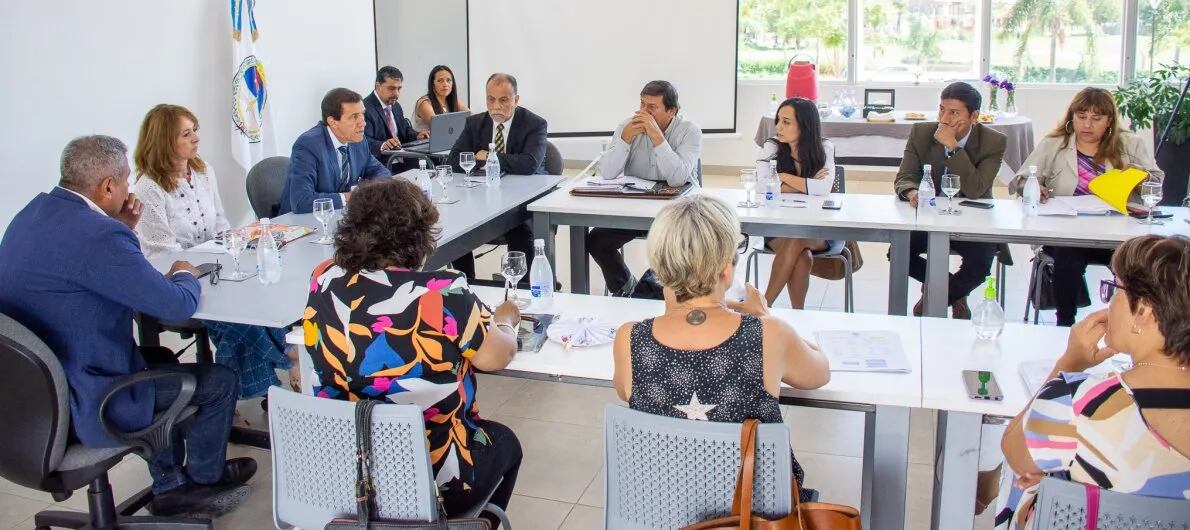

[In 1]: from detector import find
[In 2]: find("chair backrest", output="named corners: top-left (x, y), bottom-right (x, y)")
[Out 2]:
top-left (0, 313), bottom-right (70, 491)
top-left (545, 140), bottom-right (563, 176)
top-left (267, 387), bottom-right (438, 529)
top-left (833, 165), bottom-right (846, 193)
top-left (695, 159), bottom-right (704, 186)
top-left (1032, 476), bottom-right (1190, 529)
top-left (245, 156), bottom-right (291, 218)
top-left (603, 405), bottom-right (793, 529)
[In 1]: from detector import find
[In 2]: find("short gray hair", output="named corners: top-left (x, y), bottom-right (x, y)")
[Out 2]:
top-left (59, 135), bottom-right (129, 191)
top-left (486, 73), bottom-right (518, 94)
top-left (646, 195), bottom-right (740, 302)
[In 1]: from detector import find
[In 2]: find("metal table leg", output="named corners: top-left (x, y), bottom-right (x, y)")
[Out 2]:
top-left (887, 231), bottom-right (911, 316)
top-left (569, 225), bottom-right (590, 294)
top-left (862, 405), bottom-right (910, 530)
top-left (924, 231), bottom-right (951, 317)
top-left (930, 411), bottom-right (982, 530)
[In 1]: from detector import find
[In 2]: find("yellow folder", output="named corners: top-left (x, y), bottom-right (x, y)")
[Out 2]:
top-left (1088, 167), bottom-right (1148, 213)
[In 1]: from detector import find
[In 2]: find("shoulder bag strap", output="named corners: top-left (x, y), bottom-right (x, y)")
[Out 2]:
top-left (354, 399), bottom-right (379, 528)
top-left (729, 419), bottom-right (760, 530)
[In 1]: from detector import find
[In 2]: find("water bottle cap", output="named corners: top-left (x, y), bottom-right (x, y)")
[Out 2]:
top-left (534, 239), bottom-right (545, 248)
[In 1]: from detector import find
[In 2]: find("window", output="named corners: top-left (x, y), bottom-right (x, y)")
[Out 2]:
top-left (738, 0), bottom-right (849, 80)
top-left (989, 0), bottom-right (1124, 84)
top-left (858, 0), bottom-right (981, 82)
top-left (1136, 0), bottom-right (1190, 78)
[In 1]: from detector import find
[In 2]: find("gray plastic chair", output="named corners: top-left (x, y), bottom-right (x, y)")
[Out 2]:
top-left (545, 140), bottom-right (563, 176)
top-left (603, 404), bottom-right (793, 529)
top-left (267, 387), bottom-right (511, 529)
top-left (245, 156), bottom-right (291, 218)
top-left (1032, 476), bottom-right (1190, 529)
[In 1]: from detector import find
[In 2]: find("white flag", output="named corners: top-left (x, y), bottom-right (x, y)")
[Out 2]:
top-left (229, 0), bottom-right (277, 172)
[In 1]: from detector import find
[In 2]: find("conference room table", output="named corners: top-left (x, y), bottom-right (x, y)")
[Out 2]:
top-left (917, 199), bottom-right (1190, 318)
top-left (529, 184), bottom-right (918, 315)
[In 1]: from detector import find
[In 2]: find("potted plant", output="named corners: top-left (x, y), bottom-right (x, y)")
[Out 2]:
top-left (1115, 63), bottom-right (1190, 205)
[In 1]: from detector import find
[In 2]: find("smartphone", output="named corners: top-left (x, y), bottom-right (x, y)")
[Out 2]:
top-left (194, 262), bottom-right (220, 279)
top-left (959, 200), bottom-right (993, 209)
top-left (962, 370), bottom-right (1003, 401)
top-left (1129, 210), bottom-right (1174, 219)
top-left (821, 197), bottom-right (843, 210)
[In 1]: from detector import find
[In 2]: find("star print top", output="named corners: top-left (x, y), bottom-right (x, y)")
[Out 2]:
top-left (303, 261), bottom-right (494, 492)
top-left (628, 315), bottom-right (808, 496)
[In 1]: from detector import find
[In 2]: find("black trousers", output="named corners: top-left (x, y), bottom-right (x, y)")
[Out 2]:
top-left (586, 228), bottom-right (647, 295)
top-left (440, 420), bottom-right (522, 528)
top-left (905, 231), bottom-right (997, 304)
top-left (451, 220), bottom-right (535, 281)
top-left (1046, 245), bottom-right (1113, 326)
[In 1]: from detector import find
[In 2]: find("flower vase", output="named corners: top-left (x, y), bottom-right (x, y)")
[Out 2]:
top-left (1003, 90), bottom-right (1018, 118)
top-left (988, 88), bottom-right (1001, 118)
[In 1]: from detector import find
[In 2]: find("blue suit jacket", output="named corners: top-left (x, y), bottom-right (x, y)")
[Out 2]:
top-left (363, 92), bottom-right (418, 158)
top-left (277, 122), bottom-right (390, 215)
top-left (0, 188), bottom-right (201, 447)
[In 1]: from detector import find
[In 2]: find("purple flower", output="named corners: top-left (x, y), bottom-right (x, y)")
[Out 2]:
top-left (1000, 80), bottom-right (1015, 91)
top-left (983, 73), bottom-right (998, 85)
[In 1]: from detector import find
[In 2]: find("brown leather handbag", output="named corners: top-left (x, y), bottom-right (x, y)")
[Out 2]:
top-left (681, 419), bottom-right (862, 530)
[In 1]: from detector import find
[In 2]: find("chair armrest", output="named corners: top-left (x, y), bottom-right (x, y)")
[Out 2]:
top-left (98, 370), bottom-right (196, 456)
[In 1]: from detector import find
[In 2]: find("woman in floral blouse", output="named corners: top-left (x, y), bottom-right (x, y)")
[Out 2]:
top-left (304, 178), bottom-right (522, 526)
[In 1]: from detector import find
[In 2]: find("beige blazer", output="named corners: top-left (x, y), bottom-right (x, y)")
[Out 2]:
top-left (1008, 132), bottom-right (1163, 196)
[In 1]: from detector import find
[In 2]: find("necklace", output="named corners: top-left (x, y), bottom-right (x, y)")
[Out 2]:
top-left (679, 302), bottom-right (727, 326)
top-left (1132, 361), bottom-right (1188, 371)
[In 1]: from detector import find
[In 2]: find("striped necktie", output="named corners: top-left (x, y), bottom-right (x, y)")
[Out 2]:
top-left (338, 146), bottom-right (351, 191)
top-left (494, 123), bottom-right (505, 153)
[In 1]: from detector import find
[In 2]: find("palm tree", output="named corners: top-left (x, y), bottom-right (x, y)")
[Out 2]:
top-left (1000, 0), bottom-right (1098, 82)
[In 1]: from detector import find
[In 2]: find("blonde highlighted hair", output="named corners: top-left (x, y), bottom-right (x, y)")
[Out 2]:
top-left (646, 195), bottom-right (740, 303)
top-left (134, 104), bottom-right (205, 193)
top-left (1048, 87), bottom-right (1124, 169)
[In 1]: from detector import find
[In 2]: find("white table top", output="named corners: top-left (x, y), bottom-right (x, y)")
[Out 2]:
top-left (916, 198), bottom-right (1190, 243)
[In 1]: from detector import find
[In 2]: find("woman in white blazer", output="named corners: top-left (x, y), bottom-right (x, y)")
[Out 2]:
top-left (1009, 87), bottom-right (1163, 326)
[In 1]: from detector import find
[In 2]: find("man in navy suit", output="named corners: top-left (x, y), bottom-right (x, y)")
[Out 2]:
top-left (446, 73), bottom-right (548, 278)
top-left (364, 66), bottom-right (427, 173)
top-left (278, 88), bottom-right (391, 215)
top-left (0, 136), bottom-right (253, 516)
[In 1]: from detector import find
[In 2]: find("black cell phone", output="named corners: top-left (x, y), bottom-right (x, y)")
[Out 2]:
top-left (959, 200), bottom-right (993, 209)
top-left (962, 370), bottom-right (1003, 401)
top-left (821, 197), bottom-right (843, 210)
top-left (1129, 209), bottom-right (1174, 219)
top-left (194, 263), bottom-right (220, 279)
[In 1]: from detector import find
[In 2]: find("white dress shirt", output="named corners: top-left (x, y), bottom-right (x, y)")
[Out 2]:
top-left (326, 126), bottom-right (351, 203)
top-left (489, 112), bottom-right (514, 153)
top-left (58, 186), bottom-right (107, 216)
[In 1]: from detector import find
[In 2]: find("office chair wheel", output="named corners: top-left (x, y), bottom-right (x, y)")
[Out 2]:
top-left (260, 397), bottom-right (268, 412)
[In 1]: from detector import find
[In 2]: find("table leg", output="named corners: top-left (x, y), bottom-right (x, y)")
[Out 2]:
top-left (924, 231), bottom-right (951, 317)
top-left (569, 225), bottom-right (590, 295)
top-left (533, 211), bottom-right (554, 270)
top-left (862, 405), bottom-right (910, 530)
top-left (887, 231), bottom-right (910, 316)
top-left (930, 411), bottom-right (982, 530)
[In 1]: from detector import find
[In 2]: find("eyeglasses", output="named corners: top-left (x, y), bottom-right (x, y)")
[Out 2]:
top-left (1099, 278), bottom-right (1124, 304)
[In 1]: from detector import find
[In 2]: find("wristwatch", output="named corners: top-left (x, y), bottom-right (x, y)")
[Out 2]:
top-left (944, 145), bottom-right (962, 159)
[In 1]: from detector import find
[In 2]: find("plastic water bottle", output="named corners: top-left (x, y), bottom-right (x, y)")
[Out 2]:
top-left (763, 160), bottom-right (780, 206)
top-left (485, 143), bottom-right (501, 188)
top-left (528, 239), bottom-right (554, 309)
top-left (972, 276), bottom-right (1005, 341)
top-left (918, 164), bottom-right (936, 210)
top-left (256, 218), bottom-right (282, 284)
top-left (1022, 165), bottom-right (1041, 217)
top-left (416, 159), bottom-right (433, 199)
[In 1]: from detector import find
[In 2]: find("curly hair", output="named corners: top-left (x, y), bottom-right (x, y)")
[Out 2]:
top-left (334, 179), bottom-right (440, 272)
top-left (1112, 235), bottom-right (1190, 366)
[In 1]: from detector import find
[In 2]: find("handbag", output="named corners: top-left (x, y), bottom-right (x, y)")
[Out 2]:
top-left (809, 241), bottom-right (865, 281)
top-left (1028, 250), bottom-right (1090, 311)
top-left (681, 419), bottom-right (862, 530)
top-left (325, 400), bottom-right (490, 530)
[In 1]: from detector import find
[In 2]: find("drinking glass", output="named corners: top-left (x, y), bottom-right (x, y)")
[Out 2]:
top-left (221, 228), bottom-right (253, 281)
top-left (459, 152), bottom-right (479, 188)
top-left (940, 173), bottom-right (962, 215)
top-left (312, 198), bottom-right (335, 244)
top-left (501, 251), bottom-right (529, 309)
top-left (434, 165), bottom-right (458, 204)
top-left (738, 168), bottom-right (759, 208)
top-left (1139, 177), bottom-right (1164, 225)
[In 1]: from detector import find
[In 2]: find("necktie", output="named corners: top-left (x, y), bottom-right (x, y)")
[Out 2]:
top-left (494, 123), bottom-right (505, 154)
top-left (338, 146), bottom-right (351, 191)
top-left (383, 105), bottom-right (398, 139)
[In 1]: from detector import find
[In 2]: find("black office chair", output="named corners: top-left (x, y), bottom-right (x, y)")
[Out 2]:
top-left (245, 156), bottom-right (291, 219)
top-left (544, 140), bottom-right (564, 176)
top-left (0, 313), bottom-right (209, 529)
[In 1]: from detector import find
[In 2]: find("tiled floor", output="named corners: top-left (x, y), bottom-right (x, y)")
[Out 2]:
top-left (1, 170), bottom-right (1106, 529)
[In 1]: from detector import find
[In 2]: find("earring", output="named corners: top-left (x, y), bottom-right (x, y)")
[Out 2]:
top-left (1131, 324), bottom-right (1141, 335)
top-left (1065, 121), bottom-right (1073, 134)
top-left (1107, 127), bottom-right (1113, 136)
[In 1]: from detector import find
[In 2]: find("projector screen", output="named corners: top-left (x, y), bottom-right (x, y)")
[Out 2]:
top-left (467, 0), bottom-right (738, 136)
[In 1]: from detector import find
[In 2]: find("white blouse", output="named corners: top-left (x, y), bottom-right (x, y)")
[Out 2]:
top-left (133, 166), bottom-right (230, 258)
top-left (757, 138), bottom-right (836, 196)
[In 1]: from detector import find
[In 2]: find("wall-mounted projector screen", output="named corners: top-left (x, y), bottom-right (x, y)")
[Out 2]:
top-left (467, 0), bottom-right (738, 136)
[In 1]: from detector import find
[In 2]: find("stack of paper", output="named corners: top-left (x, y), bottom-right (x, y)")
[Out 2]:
top-left (1018, 359), bottom-right (1053, 396)
top-left (585, 175), bottom-right (658, 191)
top-left (814, 330), bottom-right (911, 373)
top-left (1037, 195), bottom-right (1115, 216)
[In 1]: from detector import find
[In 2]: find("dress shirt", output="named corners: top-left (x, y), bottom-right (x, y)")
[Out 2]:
top-left (490, 113), bottom-right (514, 153)
top-left (326, 126), bottom-right (349, 203)
top-left (598, 114), bottom-right (702, 187)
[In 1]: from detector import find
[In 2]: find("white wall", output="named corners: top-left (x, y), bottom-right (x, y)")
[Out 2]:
top-left (374, 0), bottom-right (469, 117)
top-left (0, 0), bottom-right (376, 232)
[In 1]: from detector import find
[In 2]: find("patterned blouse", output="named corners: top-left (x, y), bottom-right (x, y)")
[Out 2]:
top-left (303, 261), bottom-right (495, 491)
top-left (132, 168), bottom-right (230, 258)
top-left (1074, 151), bottom-right (1107, 196)
top-left (994, 371), bottom-right (1190, 530)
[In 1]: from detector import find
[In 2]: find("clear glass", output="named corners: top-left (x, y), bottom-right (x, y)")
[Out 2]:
top-left (312, 198), bottom-right (334, 244)
top-left (738, 0), bottom-right (848, 80)
top-left (738, 168), bottom-right (759, 208)
top-left (989, 0), bottom-right (1123, 84)
top-left (1134, 0), bottom-right (1189, 78)
top-left (221, 228), bottom-right (252, 281)
top-left (500, 251), bottom-right (529, 309)
top-left (1140, 177), bottom-right (1165, 225)
top-left (859, 0), bottom-right (980, 83)
top-left (940, 173), bottom-right (962, 215)
top-left (434, 165), bottom-right (458, 204)
top-left (459, 152), bottom-right (479, 188)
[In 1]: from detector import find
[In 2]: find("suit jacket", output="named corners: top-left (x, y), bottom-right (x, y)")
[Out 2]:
top-left (1007, 131), bottom-right (1163, 197)
top-left (448, 106), bottom-right (548, 175)
top-left (363, 92), bottom-right (418, 158)
top-left (278, 122), bottom-right (390, 215)
top-left (0, 188), bottom-right (200, 447)
top-left (894, 122), bottom-right (1007, 200)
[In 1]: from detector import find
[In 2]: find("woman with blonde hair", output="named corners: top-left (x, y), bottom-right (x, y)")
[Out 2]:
top-left (1009, 87), bottom-right (1163, 326)
top-left (611, 194), bottom-right (831, 501)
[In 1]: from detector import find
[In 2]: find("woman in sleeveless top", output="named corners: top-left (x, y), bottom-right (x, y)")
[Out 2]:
top-left (994, 235), bottom-right (1190, 529)
top-left (413, 65), bottom-right (469, 133)
top-left (612, 194), bottom-right (831, 501)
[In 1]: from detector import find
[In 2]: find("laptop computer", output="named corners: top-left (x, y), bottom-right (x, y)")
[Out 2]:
top-left (401, 111), bottom-right (469, 153)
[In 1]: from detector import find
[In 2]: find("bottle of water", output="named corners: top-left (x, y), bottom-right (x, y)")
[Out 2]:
top-left (972, 276), bottom-right (1005, 340)
top-left (918, 164), bottom-right (936, 210)
top-left (485, 143), bottom-right (501, 187)
top-left (1022, 164), bottom-right (1041, 217)
top-left (417, 159), bottom-right (433, 199)
top-left (528, 239), bottom-right (554, 310)
top-left (763, 159), bottom-right (780, 207)
top-left (256, 217), bottom-right (282, 284)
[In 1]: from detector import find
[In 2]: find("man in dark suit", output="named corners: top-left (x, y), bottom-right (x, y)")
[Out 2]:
top-left (0, 136), bottom-right (253, 516)
top-left (363, 66), bottom-right (427, 173)
top-left (893, 81), bottom-right (1008, 318)
top-left (278, 88), bottom-right (391, 215)
top-left (446, 73), bottom-right (548, 279)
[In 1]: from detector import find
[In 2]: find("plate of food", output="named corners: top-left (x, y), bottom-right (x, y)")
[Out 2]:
top-left (903, 111), bottom-right (927, 121)
top-left (978, 113), bottom-right (996, 124)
